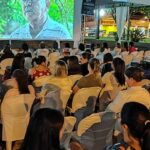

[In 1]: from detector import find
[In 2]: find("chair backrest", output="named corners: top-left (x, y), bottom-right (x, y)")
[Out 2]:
top-left (33, 76), bottom-right (52, 87)
top-left (24, 57), bottom-right (32, 70)
top-left (122, 54), bottom-right (133, 66)
top-left (69, 75), bottom-right (83, 85)
top-left (1, 94), bottom-right (35, 142)
top-left (0, 58), bottom-right (13, 71)
top-left (80, 112), bottom-right (116, 150)
top-left (72, 87), bottom-right (101, 113)
top-left (61, 116), bottom-right (76, 149)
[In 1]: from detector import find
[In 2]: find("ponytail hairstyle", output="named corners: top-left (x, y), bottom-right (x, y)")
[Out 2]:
top-left (88, 58), bottom-right (100, 77)
top-left (54, 60), bottom-right (68, 77)
top-left (121, 102), bottom-right (150, 150)
top-left (113, 57), bottom-right (125, 86)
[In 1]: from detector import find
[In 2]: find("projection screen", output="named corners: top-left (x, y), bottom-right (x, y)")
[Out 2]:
top-left (0, 0), bottom-right (74, 40)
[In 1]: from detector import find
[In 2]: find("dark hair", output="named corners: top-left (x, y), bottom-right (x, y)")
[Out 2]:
top-left (89, 58), bottom-right (100, 75)
top-left (113, 58), bottom-right (125, 86)
top-left (81, 52), bottom-right (91, 61)
top-left (53, 41), bottom-right (58, 50)
top-left (21, 108), bottom-right (64, 150)
top-left (103, 53), bottom-right (113, 63)
top-left (116, 43), bottom-right (121, 48)
top-left (11, 53), bottom-right (25, 75)
top-left (68, 56), bottom-right (81, 75)
top-left (35, 56), bottom-right (46, 65)
top-left (124, 42), bottom-right (129, 51)
top-left (103, 42), bottom-right (108, 49)
top-left (40, 42), bottom-right (46, 49)
top-left (22, 43), bottom-right (29, 51)
top-left (12, 69), bottom-right (29, 94)
top-left (79, 43), bottom-right (85, 51)
top-left (91, 43), bottom-right (95, 51)
top-left (85, 49), bottom-right (92, 54)
top-left (121, 102), bottom-right (150, 150)
top-left (64, 42), bottom-right (70, 48)
top-left (125, 67), bottom-right (144, 82)
top-left (3, 44), bottom-right (11, 53)
top-left (129, 41), bottom-right (134, 47)
top-left (101, 63), bottom-right (113, 77)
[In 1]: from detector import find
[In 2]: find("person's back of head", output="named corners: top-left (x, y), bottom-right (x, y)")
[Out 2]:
top-left (121, 102), bottom-right (150, 150)
top-left (85, 49), bottom-right (92, 54)
top-left (35, 56), bottom-right (46, 65)
top-left (12, 69), bottom-right (29, 94)
top-left (90, 43), bottom-right (95, 51)
top-left (22, 43), bottom-right (29, 52)
top-left (78, 43), bottom-right (85, 51)
top-left (101, 63), bottom-right (113, 77)
top-left (123, 42), bottom-right (129, 51)
top-left (21, 108), bottom-right (64, 150)
top-left (103, 53), bottom-right (113, 63)
top-left (103, 42), bottom-right (108, 49)
top-left (40, 41), bottom-right (46, 49)
top-left (3, 44), bottom-right (11, 54)
top-left (116, 42), bottom-right (121, 48)
top-left (113, 58), bottom-right (125, 86)
top-left (11, 53), bottom-right (25, 75)
top-left (81, 52), bottom-right (92, 62)
top-left (64, 42), bottom-right (70, 48)
top-left (129, 41), bottom-right (134, 47)
top-left (125, 67), bottom-right (144, 83)
top-left (55, 60), bottom-right (68, 77)
top-left (88, 58), bottom-right (100, 76)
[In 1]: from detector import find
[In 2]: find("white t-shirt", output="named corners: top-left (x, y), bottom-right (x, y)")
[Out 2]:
top-left (106, 86), bottom-right (150, 113)
top-left (37, 48), bottom-right (49, 58)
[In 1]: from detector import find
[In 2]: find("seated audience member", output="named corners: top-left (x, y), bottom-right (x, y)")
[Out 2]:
top-left (101, 53), bottom-right (113, 77)
top-left (121, 42), bottom-right (129, 52)
top-left (36, 41), bottom-right (49, 58)
top-left (106, 67), bottom-right (150, 113)
top-left (20, 108), bottom-right (65, 150)
top-left (78, 43), bottom-right (85, 53)
top-left (100, 42), bottom-right (110, 54)
top-left (73, 58), bottom-right (102, 93)
top-left (21, 43), bottom-right (32, 58)
top-left (46, 60), bottom-right (73, 92)
top-left (80, 52), bottom-right (91, 76)
top-left (106, 102), bottom-right (150, 150)
top-left (3, 53), bottom-right (26, 80)
top-left (0, 44), bottom-right (14, 62)
top-left (29, 56), bottom-right (51, 81)
top-left (129, 41), bottom-right (137, 53)
top-left (3, 69), bottom-right (35, 100)
top-left (102, 58), bottom-right (127, 101)
top-left (60, 48), bottom-right (70, 64)
top-left (114, 42), bottom-right (121, 55)
top-left (67, 56), bottom-right (81, 76)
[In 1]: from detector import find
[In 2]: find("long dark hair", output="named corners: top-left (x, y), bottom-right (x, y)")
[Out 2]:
top-left (121, 102), bottom-right (150, 150)
top-left (113, 58), bottom-right (125, 86)
top-left (21, 108), bottom-right (64, 150)
top-left (12, 69), bottom-right (29, 94)
top-left (11, 53), bottom-right (25, 75)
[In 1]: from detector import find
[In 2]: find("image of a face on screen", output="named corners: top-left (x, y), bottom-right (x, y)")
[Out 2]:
top-left (0, 0), bottom-right (74, 40)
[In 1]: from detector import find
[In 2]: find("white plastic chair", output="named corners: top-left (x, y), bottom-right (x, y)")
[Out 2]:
top-left (72, 87), bottom-right (101, 113)
top-left (1, 94), bottom-right (35, 150)
top-left (62, 116), bottom-right (76, 149)
top-left (69, 75), bottom-right (83, 85)
top-left (122, 54), bottom-right (133, 66)
top-left (0, 58), bottom-right (13, 71)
